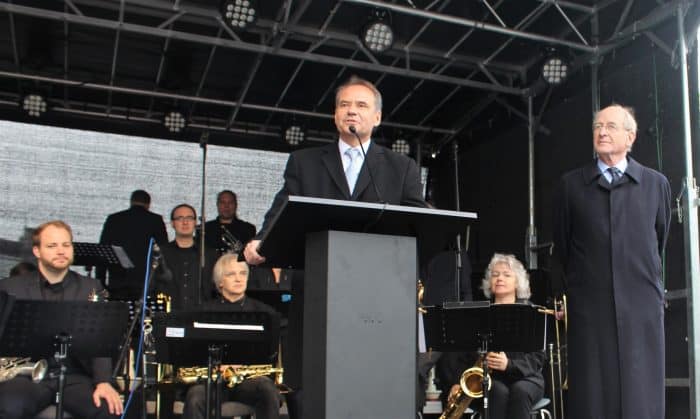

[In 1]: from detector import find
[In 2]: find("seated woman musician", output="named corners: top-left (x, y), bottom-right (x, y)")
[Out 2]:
top-left (181, 253), bottom-right (281, 419)
top-left (446, 253), bottom-right (545, 419)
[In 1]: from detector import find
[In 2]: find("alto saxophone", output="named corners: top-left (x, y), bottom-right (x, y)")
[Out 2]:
top-left (439, 355), bottom-right (491, 419)
top-left (0, 357), bottom-right (48, 383)
top-left (177, 364), bottom-right (283, 389)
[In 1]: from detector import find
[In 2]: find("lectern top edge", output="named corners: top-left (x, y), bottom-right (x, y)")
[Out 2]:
top-left (287, 195), bottom-right (478, 220)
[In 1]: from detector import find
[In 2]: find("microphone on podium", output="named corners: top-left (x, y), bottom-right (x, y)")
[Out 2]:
top-left (348, 125), bottom-right (384, 203)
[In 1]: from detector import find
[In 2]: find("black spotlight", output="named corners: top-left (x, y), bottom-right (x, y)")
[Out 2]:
top-left (284, 125), bottom-right (305, 146)
top-left (163, 111), bottom-right (187, 133)
top-left (361, 10), bottom-right (394, 54)
top-left (22, 94), bottom-right (47, 117)
top-left (221, 0), bottom-right (257, 30)
top-left (541, 55), bottom-right (569, 85)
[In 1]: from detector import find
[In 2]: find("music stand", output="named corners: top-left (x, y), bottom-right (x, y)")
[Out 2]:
top-left (152, 310), bottom-right (279, 419)
top-left (424, 302), bottom-right (547, 419)
top-left (72, 242), bottom-right (133, 278)
top-left (0, 299), bottom-right (129, 419)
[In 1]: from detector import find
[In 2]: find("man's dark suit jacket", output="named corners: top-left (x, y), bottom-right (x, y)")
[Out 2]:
top-left (258, 141), bottom-right (426, 238)
top-left (0, 271), bottom-right (113, 384)
top-left (97, 205), bottom-right (168, 300)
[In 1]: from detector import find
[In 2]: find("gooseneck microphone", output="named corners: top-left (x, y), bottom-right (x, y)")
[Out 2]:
top-left (348, 125), bottom-right (384, 203)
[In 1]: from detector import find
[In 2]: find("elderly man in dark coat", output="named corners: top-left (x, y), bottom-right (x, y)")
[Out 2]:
top-left (553, 104), bottom-right (671, 419)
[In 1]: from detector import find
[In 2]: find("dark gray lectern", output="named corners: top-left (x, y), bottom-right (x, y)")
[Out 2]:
top-left (258, 196), bottom-right (477, 419)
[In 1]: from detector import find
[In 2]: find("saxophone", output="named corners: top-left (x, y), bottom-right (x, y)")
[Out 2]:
top-left (0, 357), bottom-right (48, 383)
top-left (439, 355), bottom-right (491, 419)
top-left (176, 364), bottom-right (283, 388)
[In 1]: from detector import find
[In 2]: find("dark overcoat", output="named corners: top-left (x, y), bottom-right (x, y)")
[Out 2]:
top-left (553, 157), bottom-right (671, 419)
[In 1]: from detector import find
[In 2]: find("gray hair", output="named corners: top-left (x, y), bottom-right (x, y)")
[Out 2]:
top-left (481, 253), bottom-right (531, 300)
top-left (335, 75), bottom-right (383, 111)
top-left (212, 253), bottom-right (248, 288)
top-left (592, 104), bottom-right (637, 153)
top-left (593, 104), bottom-right (637, 134)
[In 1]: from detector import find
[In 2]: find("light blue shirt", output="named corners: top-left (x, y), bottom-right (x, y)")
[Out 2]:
top-left (338, 139), bottom-right (371, 172)
top-left (597, 158), bottom-right (628, 183)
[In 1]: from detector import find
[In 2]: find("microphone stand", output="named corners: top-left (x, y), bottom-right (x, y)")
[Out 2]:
top-left (198, 132), bottom-right (209, 306)
top-left (112, 241), bottom-right (160, 419)
top-left (349, 125), bottom-right (384, 203)
top-left (452, 141), bottom-right (464, 302)
top-left (348, 126), bottom-right (386, 232)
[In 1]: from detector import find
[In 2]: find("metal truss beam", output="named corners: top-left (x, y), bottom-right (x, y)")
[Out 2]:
top-left (0, 70), bottom-right (457, 135)
top-left (0, 2), bottom-right (524, 96)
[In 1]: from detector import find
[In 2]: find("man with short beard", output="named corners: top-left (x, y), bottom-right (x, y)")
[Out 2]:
top-left (0, 220), bottom-right (124, 419)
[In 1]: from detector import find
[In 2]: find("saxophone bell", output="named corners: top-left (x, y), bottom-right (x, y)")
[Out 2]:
top-left (0, 358), bottom-right (49, 383)
top-left (439, 355), bottom-right (491, 419)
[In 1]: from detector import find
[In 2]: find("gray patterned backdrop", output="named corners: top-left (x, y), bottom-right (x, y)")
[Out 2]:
top-left (0, 120), bottom-right (288, 276)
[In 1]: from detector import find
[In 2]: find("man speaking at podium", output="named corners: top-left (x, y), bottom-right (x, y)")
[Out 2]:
top-left (244, 76), bottom-right (427, 418)
top-left (244, 75), bottom-right (427, 264)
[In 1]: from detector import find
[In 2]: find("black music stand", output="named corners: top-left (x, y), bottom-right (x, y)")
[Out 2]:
top-left (152, 310), bottom-right (279, 419)
top-left (0, 299), bottom-right (129, 419)
top-left (73, 242), bottom-right (133, 279)
top-left (424, 302), bottom-right (547, 419)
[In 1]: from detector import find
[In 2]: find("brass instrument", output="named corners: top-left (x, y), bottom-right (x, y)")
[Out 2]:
top-left (418, 279), bottom-right (426, 313)
top-left (220, 225), bottom-right (244, 254)
top-left (0, 357), bottom-right (48, 383)
top-left (538, 295), bottom-right (568, 419)
top-left (176, 364), bottom-right (283, 388)
top-left (88, 287), bottom-right (110, 302)
top-left (439, 355), bottom-right (491, 419)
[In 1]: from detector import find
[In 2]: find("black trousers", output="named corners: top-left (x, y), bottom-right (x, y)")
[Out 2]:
top-left (0, 375), bottom-right (119, 419)
top-left (485, 378), bottom-right (544, 419)
top-left (182, 376), bottom-right (280, 419)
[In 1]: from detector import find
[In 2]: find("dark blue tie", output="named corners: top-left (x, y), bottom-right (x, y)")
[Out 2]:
top-left (607, 167), bottom-right (623, 185)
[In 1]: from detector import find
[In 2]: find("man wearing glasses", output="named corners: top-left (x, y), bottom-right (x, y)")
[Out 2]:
top-left (157, 203), bottom-right (218, 309)
top-left (553, 104), bottom-right (671, 419)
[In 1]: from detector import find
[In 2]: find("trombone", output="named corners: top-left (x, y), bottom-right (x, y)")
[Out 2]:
top-left (538, 294), bottom-right (567, 419)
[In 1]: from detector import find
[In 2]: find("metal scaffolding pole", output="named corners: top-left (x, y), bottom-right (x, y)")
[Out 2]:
top-left (678, 4), bottom-right (700, 418)
top-left (526, 96), bottom-right (538, 270)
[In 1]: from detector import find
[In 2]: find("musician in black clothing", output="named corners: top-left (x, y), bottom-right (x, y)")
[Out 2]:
top-left (97, 190), bottom-right (168, 300)
top-left (0, 221), bottom-right (123, 419)
top-left (182, 253), bottom-right (280, 419)
top-left (442, 253), bottom-right (545, 419)
top-left (156, 203), bottom-right (218, 309)
top-left (202, 190), bottom-right (256, 255)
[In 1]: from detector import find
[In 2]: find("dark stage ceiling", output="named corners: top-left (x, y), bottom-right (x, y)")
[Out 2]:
top-left (0, 0), bottom-right (692, 154)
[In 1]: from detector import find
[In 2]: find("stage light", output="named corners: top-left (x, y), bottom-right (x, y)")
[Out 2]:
top-left (542, 56), bottom-right (568, 85)
top-left (361, 11), bottom-right (394, 53)
top-left (391, 138), bottom-right (410, 155)
top-left (284, 125), bottom-right (305, 146)
top-left (22, 94), bottom-right (46, 117)
top-left (221, 0), bottom-right (257, 29)
top-left (164, 111), bottom-right (187, 133)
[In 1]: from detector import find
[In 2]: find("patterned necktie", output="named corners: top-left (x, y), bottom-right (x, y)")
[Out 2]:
top-left (344, 148), bottom-right (362, 194)
top-left (607, 167), bottom-right (623, 185)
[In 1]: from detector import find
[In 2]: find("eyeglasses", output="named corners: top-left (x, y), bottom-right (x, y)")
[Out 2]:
top-left (173, 216), bottom-right (196, 222)
top-left (593, 122), bottom-right (623, 132)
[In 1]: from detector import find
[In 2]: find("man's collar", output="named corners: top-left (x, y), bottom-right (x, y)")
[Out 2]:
top-left (38, 269), bottom-right (70, 287)
top-left (586, 156), bottom-right (642, 184)
top-left (338, 138), bottom-right (372, 154)
top-left (596, 156), bottom-right (628, 174)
